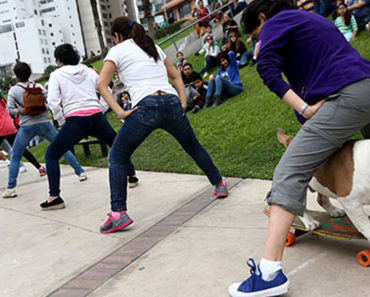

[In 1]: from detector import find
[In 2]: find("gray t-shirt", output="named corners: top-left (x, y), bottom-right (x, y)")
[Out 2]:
top-left (7, 82), bottom-right (49, 126)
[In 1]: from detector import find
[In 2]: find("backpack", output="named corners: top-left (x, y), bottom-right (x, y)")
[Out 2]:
top-left (17, 83), bottom-right (47, 115)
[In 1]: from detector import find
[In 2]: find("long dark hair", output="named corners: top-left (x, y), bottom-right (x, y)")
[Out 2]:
top-left (111, 16), bottom-right (159, 62)
top-left (337, 2), bottom-right (352, 26)
top-left (241, 0), bottom-right (296, 34)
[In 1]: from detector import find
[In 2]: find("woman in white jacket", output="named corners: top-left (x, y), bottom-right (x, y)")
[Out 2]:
top-left (43, 43), bottom-right (138, 210)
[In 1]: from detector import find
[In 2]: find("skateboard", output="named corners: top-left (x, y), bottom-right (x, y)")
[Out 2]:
top-left (264, 205), bottom-right (370, 267)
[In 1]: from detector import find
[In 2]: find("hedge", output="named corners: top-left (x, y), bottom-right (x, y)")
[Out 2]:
top-left (154, 20), bottom-right (188, 40)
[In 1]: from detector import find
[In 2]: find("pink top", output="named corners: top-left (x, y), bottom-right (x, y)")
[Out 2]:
top-left (0, 99), bottom-right (17, 136)
top-left (65, 108), bottom-right (102, 118)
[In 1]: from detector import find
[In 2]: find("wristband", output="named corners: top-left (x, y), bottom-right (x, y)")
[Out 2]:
top-left (299, 103), bottom-right (308, 115)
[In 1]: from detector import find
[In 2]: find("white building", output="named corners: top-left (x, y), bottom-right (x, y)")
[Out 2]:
top-left (77, 0), bottom-right (138, 58)
top-left (0, 0), bottom-right (84, 78)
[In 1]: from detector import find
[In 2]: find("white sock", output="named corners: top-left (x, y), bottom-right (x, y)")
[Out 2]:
top-left (259, 258), bottom-right (282, 281)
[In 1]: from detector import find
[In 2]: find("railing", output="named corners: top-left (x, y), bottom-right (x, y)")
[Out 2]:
top-left (157, 1), bottom-right (235, 51)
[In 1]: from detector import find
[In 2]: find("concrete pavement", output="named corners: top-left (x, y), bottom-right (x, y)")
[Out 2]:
top-left (1, 161), bottom-right (369, 297)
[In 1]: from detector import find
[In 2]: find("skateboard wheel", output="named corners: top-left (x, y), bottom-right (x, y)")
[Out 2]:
top-left (357, 249), bottom-right (370, 267)
top-left (285, 232), bottom-right (296, 247)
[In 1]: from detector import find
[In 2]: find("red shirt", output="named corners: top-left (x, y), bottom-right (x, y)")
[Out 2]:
top-left (0, 98), bottom-right (17, 136)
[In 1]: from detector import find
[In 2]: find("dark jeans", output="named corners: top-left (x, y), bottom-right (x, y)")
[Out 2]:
top-left (199, 55), bottom-right (218, 75)
top-left (0, 134), bottom-right (41, 170)
top-left (45, 113), bottom-right (136, 196)
top-left (109, 94), bottom-right (222, 211)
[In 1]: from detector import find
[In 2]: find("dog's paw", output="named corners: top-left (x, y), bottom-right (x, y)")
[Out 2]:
top-left (299, 215), bottom-right (321, 231)
top-left (328, 207), bottom-right (346, 217)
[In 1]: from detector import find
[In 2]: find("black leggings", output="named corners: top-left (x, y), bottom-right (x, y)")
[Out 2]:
top-left (0, 134), bottom-right (42, 170)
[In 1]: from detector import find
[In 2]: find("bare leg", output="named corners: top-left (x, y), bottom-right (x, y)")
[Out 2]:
top-left (263, 205), bottom-right (296, 261)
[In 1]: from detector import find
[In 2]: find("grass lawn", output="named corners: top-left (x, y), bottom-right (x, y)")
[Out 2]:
top-left (29, 31), bottom-right (370, 180)
top-left (156, 27), bottom-right (194, 50)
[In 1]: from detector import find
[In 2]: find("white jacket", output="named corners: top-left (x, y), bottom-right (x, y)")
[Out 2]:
top-left (48, 64), bottom-right (107, 126)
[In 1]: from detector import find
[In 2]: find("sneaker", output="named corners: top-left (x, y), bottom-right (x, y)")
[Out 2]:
top-left (19, 165), bottom-right (27, 173)
top-left (249, 59), bottom-right (257, 67)
top-left (228, 259), bottom-right (289, 297)
top-left (128, 176), bottom-right (139, 188)
top-left (100, 211), bottom-right (134, 234)
top-left (202, 72), bottom-right (209, 78)
top-left (215, 181), bottom-right (228, 198)
top-left (2, 188), bottom-right (17, 199)
top-left (79, 171), bottom-right (88, 182)
top-left (203, 97), bottom-right (212, 109)
top-left (212, 96), bottom-right (223, 108)
top-left (192, 105), bottom-right (201, 113)
top-left (39, 167), bottom-right (47, 176)
top-left (5, 159), bottom-right (10, 167)
top-left (40, 196), bottom-right (65, 210)
top-left (366, 21), bottom-right (370, 34)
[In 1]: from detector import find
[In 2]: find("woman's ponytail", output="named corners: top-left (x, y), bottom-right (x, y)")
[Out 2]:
top-left (111, 17), bottom-right (160, 62)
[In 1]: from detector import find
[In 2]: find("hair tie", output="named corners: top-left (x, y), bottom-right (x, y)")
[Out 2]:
top-left (128, 19), bottom-right (136, 28)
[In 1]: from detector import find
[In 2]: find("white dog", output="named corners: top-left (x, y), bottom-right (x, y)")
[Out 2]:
top-left (277, 128), bottom-right (370, 243)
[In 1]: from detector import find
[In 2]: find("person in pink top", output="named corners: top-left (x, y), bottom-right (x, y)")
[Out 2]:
top-left (44, 43), bottom-right (138, 210)
top-left (0, 96), bottom-right (46, 177)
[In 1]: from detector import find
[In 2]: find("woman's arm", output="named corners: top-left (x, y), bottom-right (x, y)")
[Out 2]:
top-left (282, 89), bottom-right (325, 120)
top-left (164, 58), bottom-right (186, 111)
top-left (97, 60), bottom-right (137, 120)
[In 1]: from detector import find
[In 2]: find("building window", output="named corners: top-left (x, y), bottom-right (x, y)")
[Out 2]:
top-left (40, 39), bottom-right (44, 44)
top-left (50, 32), bottom-right (54, 36)
top-left (15, 21), bottom-right (25, 28)
top-left (41, 20), bottom-right (45, 26)
top-left (179, 3), bottom-right (192, 19)
top-left (44, 57), bottom-right (47, 63)
top-left (48, 57), bottom-right (51, 63)
top-left (40, 7), bottom-right (56, 14)
top-left (38, 29), bottom-right (42, 35)
top-left (42, 48), bottom-right (45, 54)
top-left (43, 30), bottom-right (46, 35)
top-left (52, 42), bottom-right (56, 45)
top-left (49, 23), bottom-right (52, 27)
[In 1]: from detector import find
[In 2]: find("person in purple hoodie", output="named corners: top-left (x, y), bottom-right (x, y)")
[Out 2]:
top-left (228, 1), bottom-right (370, 296)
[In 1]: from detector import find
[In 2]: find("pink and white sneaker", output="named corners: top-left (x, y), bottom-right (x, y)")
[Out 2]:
top-left (215, 181), bottom-right (228, 199)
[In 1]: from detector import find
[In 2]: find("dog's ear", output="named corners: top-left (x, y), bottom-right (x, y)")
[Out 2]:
top-left (277, 128), bottom-right (294, 148)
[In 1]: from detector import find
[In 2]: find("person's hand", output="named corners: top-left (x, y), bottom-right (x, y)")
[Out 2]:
top-left (117, 106), bottom-right (138, 120)
top-left (181, 103), bottom-right (187, 111)
top-left (236, 53), bottom-right (241, 58)
top-left (209, 75), bottom-right (215, 81)
top-left (246, 36), bottom-right (252, 44)
top-left (302, 99), bottom-right (326, 120)
top-left (18, 109), bottom-right (26, 115)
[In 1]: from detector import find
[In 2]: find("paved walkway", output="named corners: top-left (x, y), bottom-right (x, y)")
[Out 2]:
top-left (1, 162), bottom-right (369, 297)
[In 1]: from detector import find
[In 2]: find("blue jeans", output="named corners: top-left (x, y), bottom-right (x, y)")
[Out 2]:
top-left (8, 121), bottom-right (83, 189)
top-left (199, 55), bottom-right (218, 75)
top-left (239, 52), bottom-right (249, 67)
top-left (109, 94), bottom-right (222, 211)
top-left (206, 76), bottom-right (243, 99)
top-left (45, 113), bottom-right (135, 196)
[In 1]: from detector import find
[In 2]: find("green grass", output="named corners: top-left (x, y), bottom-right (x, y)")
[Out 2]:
top-left (155, 27), bottom-right (194, 50)
top-left (29, 31), bottom-right (370, 180)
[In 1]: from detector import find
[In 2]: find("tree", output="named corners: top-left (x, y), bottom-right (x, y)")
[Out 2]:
top-left (0, 75), bottom-right (16, 93)
top-left (43, 65), bottom-right (59, 76)
top-left (142, 0), bottom-right (155, 39)
top-left (90, 0), bottom-right (107, 54)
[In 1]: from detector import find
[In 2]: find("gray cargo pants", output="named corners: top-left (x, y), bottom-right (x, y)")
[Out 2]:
top-left (267, 78), bottom-right (370, 216)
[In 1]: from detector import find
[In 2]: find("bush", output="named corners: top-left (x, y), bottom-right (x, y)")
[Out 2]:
top-left (154, 20), bottom-right (188, 40)
top-left (82, 53), bottom-right (104, 66)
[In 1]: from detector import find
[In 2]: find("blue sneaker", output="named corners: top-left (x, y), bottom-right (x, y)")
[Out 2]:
top-left (228, 259), bottom-right (289, 297)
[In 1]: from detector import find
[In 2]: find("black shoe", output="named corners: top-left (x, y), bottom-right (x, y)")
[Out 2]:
top-left (40, 196), bottom-right (65, 210)
top-left (212, 96), bottom-right (223, 108)
top-left (249, 59), bottom-right (257, 67)
top-left (203, 98), bottom-right (212, 109)
top-left (128, 176), bottom-right (139, 188)
top-left (192, 105), bottom-right (201, 113)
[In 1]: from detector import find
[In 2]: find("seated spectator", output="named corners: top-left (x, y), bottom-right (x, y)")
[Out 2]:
top-left (120, 91), bottom-right (132, 111)
top-left (222, 12), bottom-right (239, 44)
top-left (315, 0), bottom-right (337, 16)
top-left (197, 35), bottom-right (223, 77)
top-left (176, 51), bottom-right (188, 71)
top-left (244, 36), bottom-right (258, 66)
top-left (202, 25), bottom-right (216, 46)
top-left (297, 0), bottom-right (315, 12)
top-left (193, 7), bottom-right (206, 38)
top-left (230, 0), bottom-right (247, 16)
top-left (335, 2), bottom-right (358, 41)
top-left (192, 78), bottom-right (208, 113)
top-left (181, 63), bottom-right (202, 111)
top-left (223, 32), bottom-right (248, 67)
top-left (111, 71), bottom-right (125, 100)
top-left (198, 0), bottom-right (211, 28)
top-left (204, 51), bottom-right (243, 109)
top-left (348, 0), bottom-right (370, 31)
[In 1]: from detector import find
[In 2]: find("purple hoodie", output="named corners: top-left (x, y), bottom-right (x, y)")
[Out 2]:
top-left (257, 9), bottom-right (370, 123)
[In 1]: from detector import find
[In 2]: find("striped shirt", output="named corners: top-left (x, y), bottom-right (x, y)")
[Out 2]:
top-left (334, 15), bottom-right (358, 34)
